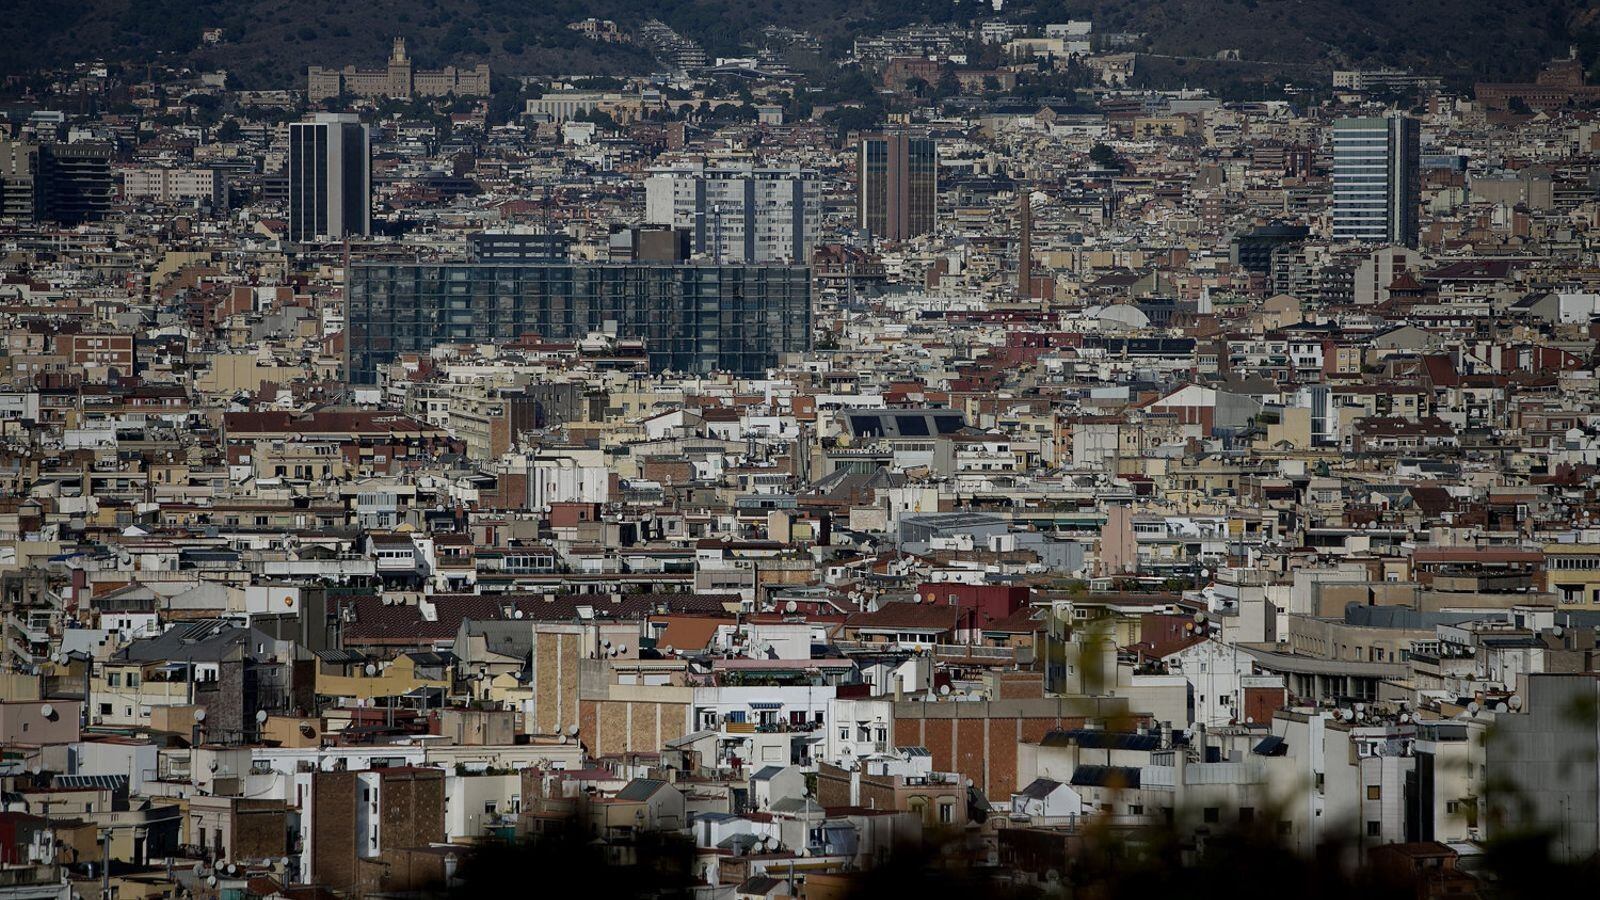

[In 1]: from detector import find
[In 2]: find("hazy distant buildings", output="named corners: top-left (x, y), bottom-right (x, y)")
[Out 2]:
top-left (644, 163), bottom-right (819, 263)
top-left (1332, 115), bottom-right (1419, 247)
top-left (858, 134), bottom-right (937, 242)
top-left (1475, 56), bottom-right (1600, 112)
top-left (307, 37), bottom-right (489, 102)
top-left (1332, 69), bottom-right (1442, 95)
top-left (288, 113), bottom-right (370, 243)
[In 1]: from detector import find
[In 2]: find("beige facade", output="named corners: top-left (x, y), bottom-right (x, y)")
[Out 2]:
top-left (307, 38), bottom-right (489, 102)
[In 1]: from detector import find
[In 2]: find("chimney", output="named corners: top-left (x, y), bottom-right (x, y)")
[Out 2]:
top-left (1017, 188), bottom-right (1032, 302)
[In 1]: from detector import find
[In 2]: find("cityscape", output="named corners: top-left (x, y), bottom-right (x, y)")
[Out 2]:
top-left (3, 3), bottom-right (1600, 898)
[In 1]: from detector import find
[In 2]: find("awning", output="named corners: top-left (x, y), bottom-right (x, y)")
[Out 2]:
top-left (1253, 735), bottom-right (1287, 756)
top-left (748, 701), bottom-right (784, 709)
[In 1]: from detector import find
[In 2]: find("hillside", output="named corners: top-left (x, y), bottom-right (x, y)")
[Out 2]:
top-left (2, 0), bottom-right (1598, 90)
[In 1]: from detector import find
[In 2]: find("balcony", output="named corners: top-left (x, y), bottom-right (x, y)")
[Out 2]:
top-left (6, 613), bottom-right (51, 645)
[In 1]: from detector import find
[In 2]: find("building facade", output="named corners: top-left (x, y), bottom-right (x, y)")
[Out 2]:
top-left (346, 262), bottom-right (812, 382)
top-left (858, 134), bottom-right (937, 242)
top-left (644, 163), bottom-right (819, 263)
top-left (306, 37), bottom-right (489, 102)
top-left (0, 140), bottom-right (113, 225)
top-left (288, 114), bottom-right (370, 243)
top-left (122, 167), bottom-right (226, 206)
top-left (1331, 115), bottom-right (1420, 247)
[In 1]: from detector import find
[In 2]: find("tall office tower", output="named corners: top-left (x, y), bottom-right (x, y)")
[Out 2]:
top-left (39, 143), bottom-right (114, 225)
top-left (1332, 115), bottom-right (1420, 247)
top-left (288, 113), bottom-right (370, 243)
top-left (0, 140), bottom-right (113, 224)
top-left (858, 133), bottom-right (937, 241)
top-left (644, 163), bottom-right (819, 263)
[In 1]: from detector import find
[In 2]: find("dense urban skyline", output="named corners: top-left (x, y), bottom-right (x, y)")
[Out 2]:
top-left (0, 4), bottom-right (1599, 899)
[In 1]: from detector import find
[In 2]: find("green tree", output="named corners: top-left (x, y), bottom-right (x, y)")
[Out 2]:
top-left (1090, 142), bottom-right (1124, 170)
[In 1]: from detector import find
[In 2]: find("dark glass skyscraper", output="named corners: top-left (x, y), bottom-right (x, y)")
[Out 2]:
top-left (288, 113), bottom-right (370, 243)
top-left (346, 262), bottom-right (812, 382)
top-left (858, 134), bottom-right (937, 241)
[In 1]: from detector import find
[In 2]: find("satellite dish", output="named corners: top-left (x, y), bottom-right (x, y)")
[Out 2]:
top-left (39, 704), bottom-right (54, 719)
top-left (365, 664), bottom-right (377, 676)
top-left (207, 876), bottom-right (218, 887)
top-left (1354, 703), bottom-right (1365, 714)
top-left (797, 847), bottom-right (809, 857)
top-left (1509, 695), bottom-right (1523, 710)
top-left (663, 645), bottom-right (674, 654)
top-left (1194, 612), bottom-right (1207, 625)
top-left (559, 735), bottom-right (569, 744)
top-left (194, 708), bottom-right (207, 723)
top-left (256, 710), bottom-right (269, 724)
top-left (1199, 568), bottom-right (1210, 579)
top-left (603, 641), bottom-right (612, 649)
top-left (226, 864), bottom-right (237, 875)
top-left (567, 723), bottom-right (580, 736)
top-left (938, 684), bottom-right (951, 696)
top-left (618, 645), bottom-right (627, 654)
top-left (1244, 716), bottom-right (1254, 724)
top-left (1467, 702), bottom-right (1480, 715)
top-left (514, 610), bottom-right (524, 619)
top-left (785, 600), bottom-right (798, 613)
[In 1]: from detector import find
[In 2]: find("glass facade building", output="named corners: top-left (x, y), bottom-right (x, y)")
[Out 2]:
top-left (1332, 115), bottom-right (1419, 247)
top-left (346, 262), bottom-right (812, 383)
top-left (859, 134), bottom-right (937, 241)
top-left (289, 114), bottom-right (370, 243)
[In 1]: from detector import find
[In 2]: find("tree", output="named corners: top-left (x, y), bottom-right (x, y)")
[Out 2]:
top-left (1090, 142), bottom-right (1124, 170)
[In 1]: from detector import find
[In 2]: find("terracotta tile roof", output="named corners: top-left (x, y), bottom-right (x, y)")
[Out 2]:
top-left (846, 602), bottom-right (962, 632)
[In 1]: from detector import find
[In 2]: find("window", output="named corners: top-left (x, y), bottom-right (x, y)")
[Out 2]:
top-left (107, 673), bottom-right (121, 687)
top-left (1278, 821), bottom-right (1292, 836)
top-left (1128, 804), bottom-right (1143, 815)
top-left (938, 802), bottom-right (954, 824)
top-left (1366, 785), bottom-right (1381, 801)
top-left (483, 801), bottom-right (497, 814)
top-left (1203, 807), bottom-right (1220, 824)
top-left (1366, 820), bottom-right (1381, 837)
top-left (1239, 807), bottom-right (1255, 824)
top-left (1445, 801), bottom-right (1460, 815)
top-left (99, 703), bottom-right (112, 716)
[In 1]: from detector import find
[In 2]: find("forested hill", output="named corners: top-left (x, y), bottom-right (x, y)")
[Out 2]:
top-left (3, 0), bottom-right (1598, 89)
